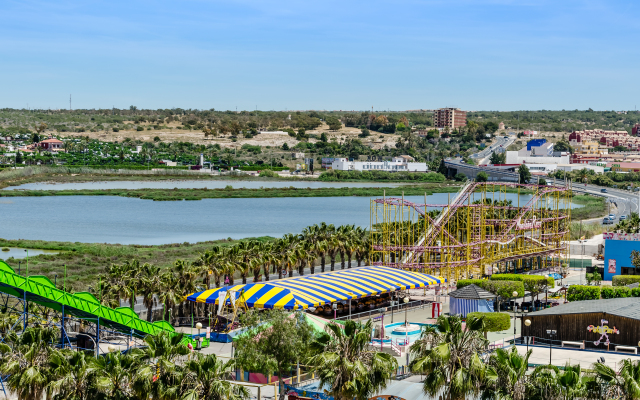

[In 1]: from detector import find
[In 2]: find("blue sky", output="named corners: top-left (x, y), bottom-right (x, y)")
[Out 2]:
top-left (1, 0), bottom-right (638, 111)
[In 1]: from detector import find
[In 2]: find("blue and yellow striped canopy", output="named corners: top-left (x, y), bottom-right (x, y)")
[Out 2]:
top-left (186, 266), bottom-right (445, 310)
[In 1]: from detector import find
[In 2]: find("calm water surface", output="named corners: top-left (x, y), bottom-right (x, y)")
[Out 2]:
top-left (0, 193), bottom-right (577, 245)
top-left (4, 180), bottom-right (407, 190)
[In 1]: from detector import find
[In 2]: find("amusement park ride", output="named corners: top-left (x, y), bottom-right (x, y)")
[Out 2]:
top-left (370, 181), bottom-right (572, 283)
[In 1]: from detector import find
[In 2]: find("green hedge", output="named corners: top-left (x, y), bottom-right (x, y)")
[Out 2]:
top-left (484, 280), bottom-right (525, 299)
top-left (567, 285), bottom-right (601, 302)
top-left (456, 279), bottom-right (485, 289)
top-left (456, 279), bottom-right (524, 298)
top-left (490, 274), bottom-right (555, 289)
top-left (612, 275), bottom-right (640, 287)
top-left (467, 312), bottom-right (511, 333)
top-left (601, 287), bottom-right (631, 299)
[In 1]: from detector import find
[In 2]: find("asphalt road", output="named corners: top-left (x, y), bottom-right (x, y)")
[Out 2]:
top-left (570, 183), bottom-right (640, 224)
top-left (471, 135), bottom-right (516, 165)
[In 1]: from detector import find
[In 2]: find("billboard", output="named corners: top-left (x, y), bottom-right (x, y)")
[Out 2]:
top-left (524, 130), bottom-right (538, 135)
top-left (321, 157), bottom-right (335, 169)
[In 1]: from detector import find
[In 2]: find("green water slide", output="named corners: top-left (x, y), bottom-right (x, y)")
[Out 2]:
top-left (0, 259), bottom-right (205, 345)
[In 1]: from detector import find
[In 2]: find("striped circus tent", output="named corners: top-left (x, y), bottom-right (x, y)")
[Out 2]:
top-left (186, 266), bottom-right (445, 310)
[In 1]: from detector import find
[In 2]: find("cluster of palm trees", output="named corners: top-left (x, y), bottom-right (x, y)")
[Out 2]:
top-left (0, 327), bottom-right (248, 400)
top-left (100, 223), bottom-right (370, 324)
top-left (409, 314), bottom-right (640, 400)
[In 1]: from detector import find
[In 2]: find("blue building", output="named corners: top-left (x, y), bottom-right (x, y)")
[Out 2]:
top-left (603, 239), bottom-right (640, 281)
top-left (526, 138), bottom-right (547, 151)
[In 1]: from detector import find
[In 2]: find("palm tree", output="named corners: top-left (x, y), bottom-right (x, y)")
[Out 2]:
top-left (134, 331), bottom-right (190, 400)
top-left (91, 350), bottom-right (143, 400)
top-left (593, 359), bottom-right (640, 400)
top-left (0, 326), bottom-right (58, 400)
top-left (138, 262), bottom-right (163, 322)
top-left (47, 349), bottom-right (95, 400)
top-left (409, 314), bottom-right (489, 400)
top-left (309, 320), bottom-right (397, 400)
top-left (181, 353), bottom-right (250, 400)
top-left (487, 346), bottom-right (531, 400)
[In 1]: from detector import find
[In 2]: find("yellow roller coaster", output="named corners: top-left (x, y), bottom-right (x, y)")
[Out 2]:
top-left (370, 181), bottom-right (572, 283)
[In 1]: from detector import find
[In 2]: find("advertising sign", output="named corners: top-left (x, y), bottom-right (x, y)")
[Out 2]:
top-left (604, 232), bottom-right (640, 241)
top-left (205, 326), bottom-right (210, 339)
top-left (588, 319), bottom-right (619, 346)
top-left (608, 259), bottom-right (617, 274)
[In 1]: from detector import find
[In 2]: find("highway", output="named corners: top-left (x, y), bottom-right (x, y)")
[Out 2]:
top-left (471, 135), bottom-right (516, 165)
top-left (571, 183), bottom-right (640, 224)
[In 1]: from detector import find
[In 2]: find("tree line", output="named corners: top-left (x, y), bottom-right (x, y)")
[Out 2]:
top-left (99, 223), bottom-right (370, 324)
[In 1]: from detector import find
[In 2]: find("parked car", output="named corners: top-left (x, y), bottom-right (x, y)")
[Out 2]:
top-left (601, 188), bottom-right (608, 193)
top-left (620, 215), bottom-right (627, 220)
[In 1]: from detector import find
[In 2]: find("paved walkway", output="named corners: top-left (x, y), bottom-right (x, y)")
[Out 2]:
top-left (514, 344), bottom-right (640, 370)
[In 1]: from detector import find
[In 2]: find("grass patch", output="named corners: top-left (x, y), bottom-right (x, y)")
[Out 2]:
top-left (0, 185), bottom-right (465, 200)
top-left (0, 237), bottom-right (274, 292)
top-left (569, 221), bottom-right (607, 240)
top-left (569, 195), bottom-right (607, 221)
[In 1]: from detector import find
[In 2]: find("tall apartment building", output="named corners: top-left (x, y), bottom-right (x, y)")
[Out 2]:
top-left (434, 108), bottom-right (467, 129)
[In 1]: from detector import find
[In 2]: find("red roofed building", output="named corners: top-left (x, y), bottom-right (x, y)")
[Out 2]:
top-left (38, 138), bottom-right (63, 151)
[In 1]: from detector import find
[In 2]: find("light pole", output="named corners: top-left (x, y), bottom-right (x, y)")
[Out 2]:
top-left (512, 291), bottom-right (518, 344)
top-left (24, 249), bottom-right (28, 277)
top-left (546, 329), bottom-right (557, 365)
top-left (524, 319), bottom-right (531, 352)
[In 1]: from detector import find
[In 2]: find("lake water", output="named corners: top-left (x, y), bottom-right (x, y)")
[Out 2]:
top-left (3, 180), bottom-right (408, 191)
top-left (0, 248), bottom-right (59, 260)
top-left (0, 193), bottom-right (577, 245)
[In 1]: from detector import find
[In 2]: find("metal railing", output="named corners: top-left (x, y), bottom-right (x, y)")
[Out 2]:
top-left (333, 299), bottom-right (435, 321)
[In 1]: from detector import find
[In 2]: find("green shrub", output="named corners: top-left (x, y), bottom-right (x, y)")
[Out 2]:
top-left (483, 280), bottom-right (525, 299)
top-left (258, 169), bottom-right (278, 178)
top-left (456, 279), bottom-right (524, 298)
top-left (632, 288), bottom-right (640, 297)
top-left (567, 285), bottom-right (601, 302)
top-left (601, 286), bottom-right (631, 299)
top-left (612, 275), bottom-right (640, 287)
top-left (467, 312), bottom-right (510, 334)
top-left (491, 274), bottom-right (554, 289)
top-left (456, 279), bottom-right (485, 289)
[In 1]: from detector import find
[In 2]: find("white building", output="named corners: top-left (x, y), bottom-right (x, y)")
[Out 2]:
top-left (506, 151), bottom-right (570, 165)
top-left (331, 156), bottom-right (428, 172)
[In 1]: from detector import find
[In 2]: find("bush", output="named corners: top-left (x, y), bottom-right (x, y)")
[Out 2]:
top-left (483, 280), bottom-right (525, 299)
top-left (467, 312), bottom-right (510, 333)
top-left (491, 274), bottom-right (554, 289)
top-left (567, 285), bottom-right (601, 302)
top-left (456, 279), bottom-right (524, 298)
top-left (601, 286), bottom-right (631, 299)
top-left (258, 169), bottom-right (278, 178)
top-left (457, 279), bottom-right (485, 289)
top-left (476, 171), bottom-right (488, 182)
top-left (612, 275), bottom-right (640, 286)
top-left (136, 126), bottom-right (144, 131)
top-left (454, 173), bottom-right (467, 182)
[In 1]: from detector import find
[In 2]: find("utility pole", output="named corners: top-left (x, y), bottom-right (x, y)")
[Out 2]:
top-left (69, 95), bottom-right (72, 111)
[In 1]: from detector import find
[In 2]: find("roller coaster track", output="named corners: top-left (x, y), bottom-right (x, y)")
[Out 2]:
top-left (400, 180), bottom-right (476, 264)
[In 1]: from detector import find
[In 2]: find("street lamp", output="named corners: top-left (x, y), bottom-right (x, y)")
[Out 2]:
top-left (546, 329), bottom-right (557, 365)
top-left (512, 291), bottom-right (518, 344)
top-left (524, 319), bottom-right (531, 352)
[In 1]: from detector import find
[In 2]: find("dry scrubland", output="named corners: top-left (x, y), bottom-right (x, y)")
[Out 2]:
top-left (63, 121), bottom-right (401, 150)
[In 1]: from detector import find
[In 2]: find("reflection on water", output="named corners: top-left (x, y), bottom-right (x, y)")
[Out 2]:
top-left (0, 192), bottom-right (579, 245)
top-left (0, 248), bottom-right (59, 260)
top-left (3, 180), bottom-right (407, 191)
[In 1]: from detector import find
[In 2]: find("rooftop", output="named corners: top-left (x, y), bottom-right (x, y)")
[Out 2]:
top-left (528, 297), bottom-right (640, 321)
top-left (448, 284), bottom-right (496, 300)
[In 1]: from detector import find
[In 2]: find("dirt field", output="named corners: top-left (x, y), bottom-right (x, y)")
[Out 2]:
top-left (64, 122), bottom-right (401, 149)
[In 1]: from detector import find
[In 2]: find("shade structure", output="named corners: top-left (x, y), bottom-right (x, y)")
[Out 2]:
top-left (186, 266), bottom-right (445, 310)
